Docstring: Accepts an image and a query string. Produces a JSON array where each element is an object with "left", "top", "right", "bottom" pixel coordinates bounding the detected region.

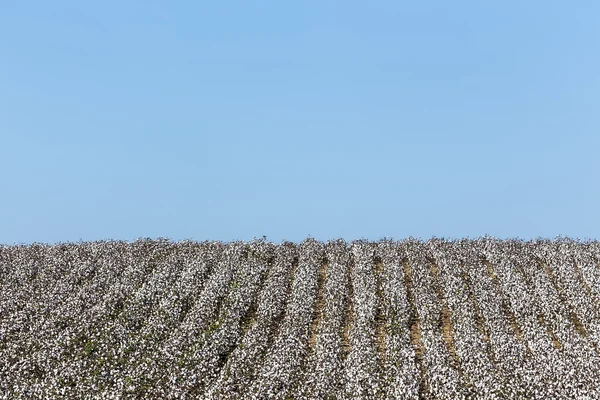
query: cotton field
[{"left": 1, "top": 238, "right": 600, "bottom": 399}]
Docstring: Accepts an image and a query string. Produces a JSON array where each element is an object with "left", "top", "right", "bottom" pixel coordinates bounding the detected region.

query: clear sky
[{"left": 1, "top": 1, "right": 599, "bottom": 244}]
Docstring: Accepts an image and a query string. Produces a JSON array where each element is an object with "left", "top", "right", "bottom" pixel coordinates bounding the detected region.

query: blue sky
[{"left": 1, "top": 1, "right": 599, "bottom": 243}]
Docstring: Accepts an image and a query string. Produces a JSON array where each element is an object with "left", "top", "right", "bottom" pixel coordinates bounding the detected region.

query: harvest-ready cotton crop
[{"left": 1, "top": 238, "right": 599, "bottom": 399}]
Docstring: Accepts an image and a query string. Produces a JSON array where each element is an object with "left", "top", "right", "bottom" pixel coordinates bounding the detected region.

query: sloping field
[{"left": 1, "top": 238, "right": 600, "bottom": 399}]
